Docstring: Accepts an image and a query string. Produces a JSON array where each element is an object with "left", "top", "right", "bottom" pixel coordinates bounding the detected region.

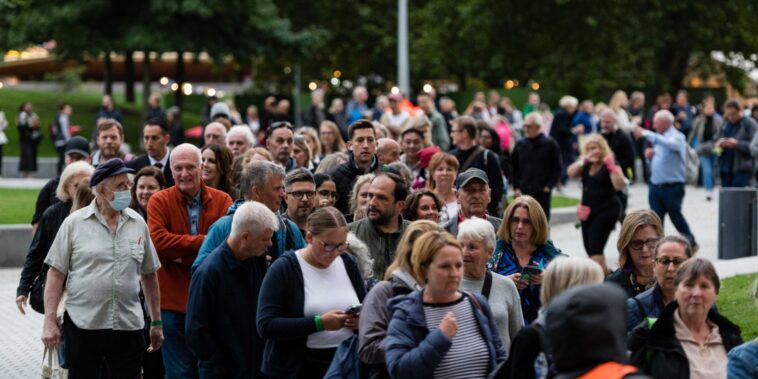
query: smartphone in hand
[
  {"left": 345, "top": 304, "right": 363, "bottom": 315},
  {"left": 520, "top": 264, "right": 542, "bottom": 284}
]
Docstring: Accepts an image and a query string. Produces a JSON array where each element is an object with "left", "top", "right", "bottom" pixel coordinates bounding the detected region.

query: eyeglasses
[
  {"left": 629, "top": 238, "right": 659, "bottom": 251},
  {"left": 287, "top": 190, "right": 315, "bottom": 199},
  {"left": 267, "top": 121, "right": 294, "bottom": 134},
  {"left": 318, "top": 190, "right": 338, "bottom": 198},
  {"left": 510, "top": 216, "right": 531, "bottom": 226},
  {"left": 317, "top": 239, "right": 348, "bottom": 252},
  {"left": 656, "top": 257, "right": 686, "bottom": 267}
]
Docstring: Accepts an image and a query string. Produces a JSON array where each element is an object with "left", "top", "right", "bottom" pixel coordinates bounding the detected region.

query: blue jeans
[
  {"left": 699, "top": 154, "right": 715, "bottom": 191},
  {"left": 161, "top": 311, "right": 198, "bottom": 379},
  {"left": 649, "top": 183, "right": 696, "bottom": 246},
  {"left": 721, "top": 172, "right": 751, "bottom": 188}
]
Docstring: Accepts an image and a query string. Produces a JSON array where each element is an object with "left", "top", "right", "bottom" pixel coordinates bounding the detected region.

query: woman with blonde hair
[
  {"left": 608, "top": 90, "right": 632, "bottom": 132},
  {"left": 257, "top": 207, "right": 366, "bottom": 378},
  {"left": 348, "top": 173, "right": 375, "bottom": 221},
  {"left": 16, "top": 161, "right": 94, "bottom": 314},
  {"left": 496, "top": 256, "right": 604, "bottom": 379},
  {"left": 296, "top": 126, "right": 322, "bottom": 164},
  {"left": 567, "top": 134, "right": 626, "bottom": 274},
  {"left": 358, "top": 220, "right": 440, "bottom": 377},
  {"left": 426, "top": 152, "right": 460, "bottom": 224},
  {"left": 606, "top": 210, "right": 664, "bottom": 298},
  {"left": 385, "top": 230, "right": 506, "bottom": 378},
  {"left": 318, "top": 121, "right": 346, "bottom": 158},
  {"left": 292, "top": 135, "right": 316, "bottom": 171},
  {"left": 489, "top": 195, "right": 562, "bottom": 323}
]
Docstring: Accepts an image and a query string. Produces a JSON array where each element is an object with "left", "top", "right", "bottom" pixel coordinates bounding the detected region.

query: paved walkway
[{"left": 0, "top": 179, "right": 756, "bottom": 376}]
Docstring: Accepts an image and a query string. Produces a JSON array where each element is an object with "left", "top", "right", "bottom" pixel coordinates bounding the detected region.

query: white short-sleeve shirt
[{"left": 45, "top": 200, "right": 161, "bottom": 331}]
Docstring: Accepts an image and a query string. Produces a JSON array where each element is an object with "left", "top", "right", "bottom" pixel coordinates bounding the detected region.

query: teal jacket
[{"left": 192, "top": 200, "right": 305, "bottom": 271}]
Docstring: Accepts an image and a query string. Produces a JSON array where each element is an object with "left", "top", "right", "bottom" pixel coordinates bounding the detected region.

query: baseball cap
[
  {"left": 456, "top": 168, "right": 489, "bottom": 189},
  {"left": 89, "top": 158, "right": 134, "bottom": 187},
  {"left": 64, "top": 136, "right": 90, "bottom": 157}
]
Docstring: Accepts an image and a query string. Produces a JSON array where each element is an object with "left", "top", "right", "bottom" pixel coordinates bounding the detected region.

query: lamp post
[{"left": 398, "top": 0, "right": 409, "bottom": 96}]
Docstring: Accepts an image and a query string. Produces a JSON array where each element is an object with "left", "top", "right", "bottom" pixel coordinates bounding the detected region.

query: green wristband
[
  {"left": 150, "top": 320, "right": 163, "bottom": 327},
  {"left": 314, "top": 314, "right": 324, "bottom": 331}
]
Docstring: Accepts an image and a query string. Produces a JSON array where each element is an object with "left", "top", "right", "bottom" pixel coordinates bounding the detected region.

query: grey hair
[
  {"left": 239, "top": 160, "right": 284, "bottom": 198},
  {"left": 230, "top": 201, "right": 280, "bottom": 238},
  {"left": 457, "top": 217, "right": 496, "bottom": 252},
  {"left": 654, "top": 109, "right": 675, "bottom": 125},
  {"left": 204, "top": 122, "right": 227, "bottom": 139},
  {"left": 226, "top": 125, "right": 255, "bottom": 145},
  {"left": 57, "top": 161, "right": 94, "bottom": 201},
  {"left": 346, "top": 232, "right": 375, "bottom": 278},
  {"left": 559, "top": 95, "right": 579, "bottom": 109},
  {"left": 524, "top": 112, "right": 544, "bottom": 127},
  {"left": 314, "top": 152, "right": 348, "bottom": 174}
]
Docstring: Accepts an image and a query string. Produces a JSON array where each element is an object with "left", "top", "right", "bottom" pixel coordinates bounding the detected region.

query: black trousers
[
  {"left": 63, "top": 312, "right": 145, "bottom": 379},
  {"left": 524, "top": 190, "right": 552, "bottom": 221}
]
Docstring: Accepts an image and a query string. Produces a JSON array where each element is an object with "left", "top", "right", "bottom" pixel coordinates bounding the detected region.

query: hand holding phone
[{"left": 345, "top": 304, "right": 362, "bottom": 315}]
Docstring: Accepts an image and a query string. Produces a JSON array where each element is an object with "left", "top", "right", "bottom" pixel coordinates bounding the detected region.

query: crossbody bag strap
[{"left": 481, "top": 270, "right": 493, "bottom": 300}]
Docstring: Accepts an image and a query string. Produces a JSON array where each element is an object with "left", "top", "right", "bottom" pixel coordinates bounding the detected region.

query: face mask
[{"left": 109, "top": 190, "right": 132, "bottom": 211}]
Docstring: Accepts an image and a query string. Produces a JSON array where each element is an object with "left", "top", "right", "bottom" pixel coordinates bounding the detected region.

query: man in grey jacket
[
  {"left": 442, "top": 168, "right": 502, "bottom": 236},
  {"left": 717, "top": 100, "right": 756, "bottom": 187}
]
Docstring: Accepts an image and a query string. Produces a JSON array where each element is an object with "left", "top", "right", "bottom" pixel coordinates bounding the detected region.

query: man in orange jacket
[{"left": 148, "top": 143, "right": 232, "bottom": 378}]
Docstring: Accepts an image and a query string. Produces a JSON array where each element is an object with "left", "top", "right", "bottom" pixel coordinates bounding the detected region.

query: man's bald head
[
  {"left": 376, "top": 138, "right": 401, "bottom": 164},
  {"left": 171, "top": 143, "right": 203, "bottom": 196},
  {"left": 204, "top": 122, "right": 227, "bottom": 147}
]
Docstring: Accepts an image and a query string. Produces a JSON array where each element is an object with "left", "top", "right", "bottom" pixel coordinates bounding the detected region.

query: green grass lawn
[
  {"left": 717, "top": 273, "right": 758, "bottom": 341},
  {"left": 506, "top": 194, "right": 579, "bottom": 208},
  {"left": 0, "top": 188, "right": 38, "bottom": 224},
  {"left": 0, "top": 88, "right": 203, "bottom": 157}
]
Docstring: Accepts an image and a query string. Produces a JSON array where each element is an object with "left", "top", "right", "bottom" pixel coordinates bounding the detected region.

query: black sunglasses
[{"left": 267, "top": 121, "right": 294, "bottom": 134}]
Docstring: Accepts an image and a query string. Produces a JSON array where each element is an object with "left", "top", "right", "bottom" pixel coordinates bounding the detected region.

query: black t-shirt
[{"left": 581, "top": 165, "right": 621, "bottom": 211}]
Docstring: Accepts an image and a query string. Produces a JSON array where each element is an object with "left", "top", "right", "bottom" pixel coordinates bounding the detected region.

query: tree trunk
[
  {"left": 142, "top": 51, "right": 152, "bottom": 119},
  {"left": 124, "top": 51, "right": 135, "bottom": 103},
  {"left": 103, "top": 51, "right": 113, "bottom": 95},
  {"left": 174, "top": 51, "right": 185, "bottom": 110}
]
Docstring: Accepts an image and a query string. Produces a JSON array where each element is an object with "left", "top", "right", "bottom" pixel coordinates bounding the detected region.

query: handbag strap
[
  {"left": 460, "top": 146, "right": 485, "bottom": 172},
  {"left": 481, "top": 271, "right": 493, "bottom": 300}
]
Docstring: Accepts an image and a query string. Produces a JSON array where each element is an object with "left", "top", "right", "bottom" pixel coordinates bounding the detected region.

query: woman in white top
[
  {"left": 257, "top": 207, "right": 367, "bottom": 378},
  {"left": 426, "top": 152, "right": 459, "bottom": 224}
]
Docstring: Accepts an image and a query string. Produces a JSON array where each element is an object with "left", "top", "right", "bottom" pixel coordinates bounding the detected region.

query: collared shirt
[
  {"left": 186, "top": 189, "right": 202, "bottom": 235},
  {"left": 674, "top": 310, "right": 728, "bottom": 379},
  {"left": 644, "top": 127, "right": 687, "bottom": 185},
  {"left": 148, "top": 147, "right": 170, "bottom": 169},
  {"left": 45, "top": 200, "right": 161, "bottom": 331}
]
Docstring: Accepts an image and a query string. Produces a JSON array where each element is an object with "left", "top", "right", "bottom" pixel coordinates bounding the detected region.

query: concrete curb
[{"left": 0, "top": 224, "right": 32, "bottom": 268}]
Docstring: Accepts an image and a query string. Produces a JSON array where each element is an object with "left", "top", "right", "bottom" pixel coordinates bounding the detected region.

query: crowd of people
[{"left": 9, "top": 86, "right": 758, "bottom": 378}]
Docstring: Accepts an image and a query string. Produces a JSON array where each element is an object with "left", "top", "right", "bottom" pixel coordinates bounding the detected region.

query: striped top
[{"left": 423, "top": 296, "right": 490, "bottom": 378}]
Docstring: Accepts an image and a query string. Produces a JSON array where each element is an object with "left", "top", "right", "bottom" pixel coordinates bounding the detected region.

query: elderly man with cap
[
  {"left": 30, "top": 136, "right": 91, "bottom": 235},
  {"left": 41, "top": 158, "right": 163, "bottom": 377},
  {"left": 442, "top": 168, "right": 502, "bottom": 236},
  {"left": 147, "top": 143, "right": 232, "bottom": 378}
]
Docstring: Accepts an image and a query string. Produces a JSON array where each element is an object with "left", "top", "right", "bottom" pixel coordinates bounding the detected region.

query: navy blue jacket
[
  {"left": 257, "top": 250, "right": 367, "bottom": 378},
  {"left": 626, "top": 284, "right": 665, "bottom": 332},
  {"left": 384, "top": 290, "right": 506, "bottom": 379},
  {"left": 186, "top": 241, "right": 267, "bottom": 378}
]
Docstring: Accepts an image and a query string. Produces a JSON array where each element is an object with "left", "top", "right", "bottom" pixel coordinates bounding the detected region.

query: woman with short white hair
[{"left": 458, "top": 217, "right": 524, "bottom": 352}]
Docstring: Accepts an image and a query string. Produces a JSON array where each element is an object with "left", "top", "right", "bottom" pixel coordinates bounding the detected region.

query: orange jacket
[{"left": 148, "top": 182, "right": 232, "bottom": 313}]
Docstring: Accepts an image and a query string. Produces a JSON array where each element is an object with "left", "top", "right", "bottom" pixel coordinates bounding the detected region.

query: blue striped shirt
[{"left": 645, "top": 127, "right": 687, "bottom": 185}]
